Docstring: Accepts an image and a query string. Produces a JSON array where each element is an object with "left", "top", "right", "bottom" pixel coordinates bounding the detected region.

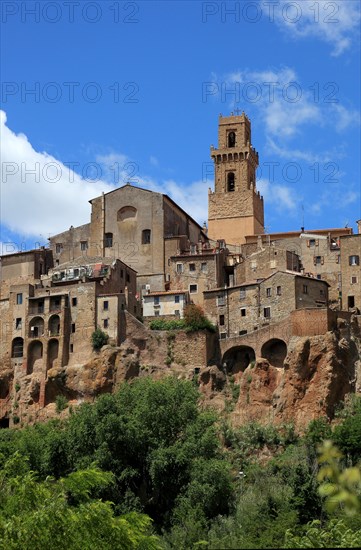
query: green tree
[{"left": 91, "top": 328, "right": 109, "bottom": 350}]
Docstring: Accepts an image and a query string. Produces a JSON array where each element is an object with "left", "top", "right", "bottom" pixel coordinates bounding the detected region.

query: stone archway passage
[
  {"left": 222, "top": 345, "right": 256, "bottom": 375},
  {"left": 27, "top": 340, "right": 43, "bottom": 375},
  {"left": 47, "top": 339, "right": 59, "bottom": 371},
  {"left": 261, "top": 338, "right": 287, "bottom": 368}
]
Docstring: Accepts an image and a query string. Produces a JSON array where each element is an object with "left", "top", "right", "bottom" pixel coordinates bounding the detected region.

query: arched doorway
[
  {"left": 222, "top": 345, "right": 256, "bottom": 375},
  {"left": 27, "top": 340, "right": 43, "bottom": 374},
  {"left": 47, "top": 339, "right": 59, "bottom": 370},
  {"left": 48, "top": 315, "right": 60, "bottom": 336},
  {"left": 11, "top": 337, "right": 24, "bottom": 359},
  {"left": 261, "top": 339, "right": 287, "bottom": 368},
  {"left": 29, "top": 316, "right": 44, "bottom": 338}
]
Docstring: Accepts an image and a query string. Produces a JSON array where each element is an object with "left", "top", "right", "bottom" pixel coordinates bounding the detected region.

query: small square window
[
  {"left": 349, "top": 255, "right": 360, "bottom": 266},
  {"left": 174, "top": 309, "right": 180, "bottom": 316},
  {"left": 264, "top": 307, "right": 271, "bottom": 318},
  {"left": 309, "top": 239, "right": 315, "bottom": 247},
  {"left": 315, "top": 256, "right": 322, "bottom": 265},
  {"left": 175, "top": 295, "right": 180, "bottom": 303},
  {"left": 241, "top": 308, "right": 246, "bottom": 317},
  {"left": 72, "top": 297, "right": 77, "bottom": 307},
  {"left": 351, "top": 276, "right": 358, "bottom": 284},
  {"left": 55, "top": 243, "right": 63, "bottom": 254},
  {"left": 266, "top": 288, "right": 271, "bottom": 297},
  {"left": 16, "top": 293, "right": 23, "bottom": 305},
  {"left": 154, "top": 296, "right": 160, "bottom": 305},
  {"left": 189, "top": 263, "right": 196, "bottom": 272},
  {"left": 176, "top": 263, "right": 183, "bottom": 274},
  {"left": 276, "top": 286, "right": 282, "bottom": 296},
  {"left": 15, "top": 318, "right": 22, "bottom": 329},
  {"left": 103, "top": 319, "right": 109, "bottom": 328},
  {"left": 103, "top": 301, "right": 109, "bottom": 311},
  {"left": 317, "top": 274, "right": 322, "bottom": 280},
  {"left": 219, "top": 314, "right": 225, "bottom": 326},
  {"left": 217, "top": 294, "right": 225, "bottom": 306},
  {"left": 80, "top": 241, "right": 88, "bottom": 251},
  {"left": 189, "top": 284, "right": 198, "bottom": 294},
  {"left": 201, "top": 262, "right": 207, "bottom": 272}
]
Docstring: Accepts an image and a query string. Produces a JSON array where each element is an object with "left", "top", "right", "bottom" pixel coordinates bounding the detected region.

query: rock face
[
  {"left": 0, "top": 314, "right": 360, "bottom": 431},
  {"left": 232, "top": 330, "right": 358, "bottom": 431}
]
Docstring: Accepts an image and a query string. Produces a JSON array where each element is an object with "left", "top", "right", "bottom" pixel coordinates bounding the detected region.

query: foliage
[
  {"left": 91, "top": 328, "right": 109, "bottom": 350},
  {"left": 183, "top": 304, "right": 216, "bottom": 332},
  {"left": 0, "top": 453, "right": 160, "bottom": 550},
  {"left": 333, "top": 396, "right": 361, "bottom": 463},
  {"left": 284, "top": 518, "right": 361, "bottom": 548},
  {"left": 55, "top": 394, "right": 68, "bottom": 414},
  {"left": 149, "top": 319, "right": 186, "bottom": 331}
]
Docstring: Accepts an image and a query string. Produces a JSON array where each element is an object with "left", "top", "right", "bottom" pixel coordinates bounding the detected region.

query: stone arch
[
  {"left": 117, "top": 205, "right": 137, "bottom": 221},
  {"left": 47, "top": 339, "right": 59, "bottom": 370},
  {"left": 261, "top": 338, "right": 287, "bottom": 368},
  {"left": 29, "top": 316, "right": 44, "bottom": 338},
  {"left": 228, "top": 131, "right": 236, "bottom": 147},
  {"left": 48, "top": 314, "right": 60, "bottom": 336},
  {"left": 11, "top": 337, "right": 24, "bottom": 358},
  {"left": 222, "top": 345, "right": 256, "bottom": 374},
  {"left": 27, "top": 340, "right": 43, "bottom": 375}
]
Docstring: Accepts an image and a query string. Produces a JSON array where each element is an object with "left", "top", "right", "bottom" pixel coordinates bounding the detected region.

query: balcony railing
[{"left": 29, "top": 307, "right": 44, "bottom": 315}]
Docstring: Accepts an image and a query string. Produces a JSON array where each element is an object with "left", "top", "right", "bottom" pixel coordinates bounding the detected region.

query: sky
[{"left": 1, "top": 0, "right": 360, "bottom": 255}]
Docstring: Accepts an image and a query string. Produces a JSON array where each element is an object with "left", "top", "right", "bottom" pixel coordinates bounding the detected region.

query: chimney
[{"left": 357, "top": 220, "right": 361, "bottom": 234}]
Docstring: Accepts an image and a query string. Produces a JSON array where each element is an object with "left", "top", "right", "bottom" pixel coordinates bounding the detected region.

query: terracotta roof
[{"left": 144, "top": 290, "right": 188, "bottom": 297}]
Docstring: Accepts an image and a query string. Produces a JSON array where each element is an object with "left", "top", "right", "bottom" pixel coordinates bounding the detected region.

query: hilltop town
[{"left": 1, "top": 113, "right": 360, "bottom": 429}]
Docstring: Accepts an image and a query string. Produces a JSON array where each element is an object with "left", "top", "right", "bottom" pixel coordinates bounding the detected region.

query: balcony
[{"left": 29, "top": 306, "right": 44, "bottom": 315}]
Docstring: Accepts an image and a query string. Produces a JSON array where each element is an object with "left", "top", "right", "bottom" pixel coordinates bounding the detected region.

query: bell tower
[{"left": 208, "top": 112, "right": 264, "bottom": 245}]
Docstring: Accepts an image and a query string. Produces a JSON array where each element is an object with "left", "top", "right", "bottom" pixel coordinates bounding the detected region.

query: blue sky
[{"left": 1, "top": 0, "right": 360, "bottom": 254}]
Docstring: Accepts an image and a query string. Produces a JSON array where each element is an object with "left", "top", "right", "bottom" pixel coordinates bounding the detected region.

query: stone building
[
  {"left": 143, "top": 290, "right": 189, "bottom": 319},
  {"left": 49, "top": 184, "right": 208, "bottom": 294},
  {"left": 208, "top": 112, "right": 264, "bottom": 245},
  {"left": 204, "top": 271, "right": 329, "bottom": 338},
  {"left": 340, "top": 233, "right": 361, "bottom": 311}
]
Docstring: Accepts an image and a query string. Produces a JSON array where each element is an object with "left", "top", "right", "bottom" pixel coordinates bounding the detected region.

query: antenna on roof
[{"left": 301, "top": 204, "right": 305, "bottom": 232}]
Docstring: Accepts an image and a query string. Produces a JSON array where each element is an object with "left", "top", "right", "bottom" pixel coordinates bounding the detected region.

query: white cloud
[
  {"left": 149, "top": 155, "right": 159, "bottom": 167},
  {"left": 0, "top": 111, "right": 207, "bottom": 240},
  {"left": 257, "top": 178, "right": 299, "bottom": 212},
  {"left": 272, "top": 0, "right": 361, "bottom": 56}
]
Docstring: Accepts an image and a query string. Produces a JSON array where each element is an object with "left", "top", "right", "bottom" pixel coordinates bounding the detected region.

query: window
[
  {"left": 309, "top": 239, "right": 315, "bottom": 247},
  {"left": 228, "top": 131, "right": 236, "bottom": 147},
  {"left": 219, "top": 314, "right": 225, "bottom": 326},
  {"left": 217, "top": 294, "right": 225, "bottom": 306},
  {"left": 241, "top": 308, "right": 246, "bottom": 317},
  {"left": 189, "top": 263, "right": 196, "bottom": 272},
  {"left": 189, "top": 284, "right": 198, "bottom": 294},
  {"left": 104, "top": 233, "right": 113, "bottom": 247},
  {"left": 16, "top": 293, "right": 23, "bottom": 305},
  {"left": 142, "top": 229, "right": 151, "bottom": 244},
  {"left": 70, "top": 344, "right": 73, "bottom": 353},
  {"left": 349, "top": 255, "right": 360, "bottom": 266},
  {"left": 175, "top": 295, "right": 180, "bottom": 303},
  {"left": 80, "top": 241, "right": 88, "bottom": 251},
  {"left": 276, "top": 286, "right": 282, "bottom": 296},
  {"left": 176, "top": 263, "right": 183, "bottom": 274},
  {"left": 12, "top": 337, "right": 24, "bottom": 358},
  {"left": 72, "top": 297, "right": 77, "bottom": 307},
  {"left": 174, "top": 309, "right": 180, "bottom": 316},
  {"left": 55, "top": 243, "right": 63, "bottom": 253},
  {"left": 103, "top": 319, "right": 108, "bottom": 329},
  {"left": 154, "top": 297, "right": 160, "bottom": 305},
  {"left": 348, "top": 296, "right": 355, "bottom": 308},
  {"left": 240, "top": 289, "right": 246, "bottom": 299},
  {"left": 264, "top": 307, "right": 271, "bottom": 318},
  {"left": 71, "top": 323, "right": 75, "bottom": 333},
  {"left": 336, "top": 254, "right": 340, "bottom": 264},
  {"left": 227, "top": 172, "right": 235, "bottom": 192},
  {"left": 239, "top": 330, "right": 247, "bottom": 335},
  {"left": 351, "top": 276, "right": 358, "bottom": 285},
  {"left": 103, "top": 301, "right": 109, "bottom": 311},
  {"left": 154, "top": 310, "right": 160, "bottom": 317},
  {"left": 201, "top": 262, "right": 207, "bottom": 272},
  {"left": 220, "top": 332, "right": 227, "bottom": 340},
  {"left": 303, "top": 285, "right": 308, "bottom": 294},
  {"left": 266, "top": 287, "right": 271, "bottom": 297},
  {"left": 314, "top": 256, "right": 323, "bottom": 265},
  {"left": 15, "top": 318, "right": 22, "bottom": 330},
  {"left": 317, "top": 274, "right": 322, "bottom": 280}
]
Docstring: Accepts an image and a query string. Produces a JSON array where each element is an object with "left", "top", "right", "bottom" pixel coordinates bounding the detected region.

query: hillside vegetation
[{"left": 0, "top": 378, "right": 360, "bottom": 549}]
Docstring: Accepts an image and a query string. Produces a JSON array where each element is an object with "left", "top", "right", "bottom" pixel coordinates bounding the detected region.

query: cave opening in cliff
[
  {"left": 222, "top": 345, "right": 256, "bottom": 375},
  {"left": 47, "top": 339, "right": 59, "bottom": 371},
  {"left": 261, "top": 339, "right": 287, "bottom": 368},
  {"left": 27, "top": 340, "right": 43, "bottom": 375}
]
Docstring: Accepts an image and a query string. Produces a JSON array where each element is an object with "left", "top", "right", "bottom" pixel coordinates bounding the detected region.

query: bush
[
  {"left": 183, "top": 304, "right": 216, "bottom": 332},
  {"left": 56, "top": 395, "right": 68, "bottom": 414},
  {"left": 91, "top": 328, "right": 109, "bottom": 350}
]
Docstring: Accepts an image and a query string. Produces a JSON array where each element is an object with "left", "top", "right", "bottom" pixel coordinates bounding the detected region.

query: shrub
[
  {"left": 184, "top": 304, "right": 216, "bottom": 332},
  {"left": 56, "top": 395, "right": 68, "bottom": 413},
  {"left": 91, "top": 328, "right": 109, "bottom": 350}
]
